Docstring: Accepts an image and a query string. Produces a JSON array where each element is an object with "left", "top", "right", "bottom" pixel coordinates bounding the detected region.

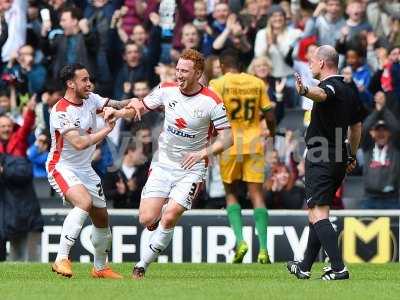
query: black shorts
[{"left": 305, "top": 158, "right": 346, "bottom": 208}]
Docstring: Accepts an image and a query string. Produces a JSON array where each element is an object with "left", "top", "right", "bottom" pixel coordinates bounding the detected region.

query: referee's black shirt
[{"left": 305, "top": 75, "right": 365, "bottom": 158}]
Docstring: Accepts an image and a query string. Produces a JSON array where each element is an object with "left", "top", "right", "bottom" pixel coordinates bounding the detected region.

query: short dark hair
[
  {"left": 59, "top": 63, "right": 87, "bottom": 86},
  {"left": 124, "top": 143, "right": 137, "bottom": 154},
  {"left": 346, "top": 46, "right": 365, "bottom": 58},
  {"left": 219, "top": 50, "right": 240, "bottom": 70},
  {"left": 60, "top": 6, "right": 82, "bottom": 20},
  {"left": 134, "top": 80, "right": 149, "bottom": 87},
  {"left": 124, "top": 40, "right": 142, "bottom": 54}
]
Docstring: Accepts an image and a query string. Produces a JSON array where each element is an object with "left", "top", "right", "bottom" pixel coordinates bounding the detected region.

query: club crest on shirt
[
  {"left": 191, "top": 108, "right": 205, "bottom": 118},
  {"left": 175, "top": 118, "right": 187, "bottom": 129}
]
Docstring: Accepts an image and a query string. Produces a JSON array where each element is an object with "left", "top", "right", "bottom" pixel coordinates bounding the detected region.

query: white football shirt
[
  {"left": 46, "top": 93, "right": 107, "bottom": 173},
  {"left": 143, "top": 82, "right": 230, "bottom": 170}
]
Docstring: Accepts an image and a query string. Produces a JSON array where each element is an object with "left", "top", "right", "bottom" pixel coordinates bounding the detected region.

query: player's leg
[
  {"left": 138, "top": 162, "right": 172, "bottom": 231},
  {"left": 287, "top": 209, "right": 318, "bottom": 279},
  {"left": 134, "top": 199, "right": 185, "bottom": 279},
  {"left": 220, "top": 154, "right": 247, "bottom": 262},
  {"left": 53, "top": 184, "right": 92, "bottom": 277},
  {"left": 138, "top": 197, "right": 168, "bottom": 230},
  {"left": 287, "top": 158, "right": 320, "bottom": 279},
  {"left": 81, "top": 171, "right": 123, "bottom": 279},
  {"left": 88, "top": 206, "right": 123, "bottom": 279},
  {"left": 311, "top": 205, "right": 349, "bottom": 280},
  {"left": 247, "top": 182, "right": 270, "bottom": 264},
  {"left": 133, "top": 173, "right": 201, "bottom": 279},
  {"left": 295, "top": 209, "right": 321, "bottom": 273},
  {"left": 243, "top": 154, "right": 269, "bottom": 263},
  {"left": 311, "top": 163, "right": 349, "bottom": 280}
]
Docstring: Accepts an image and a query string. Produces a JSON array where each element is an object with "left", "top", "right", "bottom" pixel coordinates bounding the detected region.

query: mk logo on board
[{"left": 342, "top": 217, "right": 395, "bottom": 263}]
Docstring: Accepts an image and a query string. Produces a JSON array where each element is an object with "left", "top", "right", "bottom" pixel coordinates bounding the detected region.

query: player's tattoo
[{"left": 105, "top": 99, "right": 131, "bottom": 110}]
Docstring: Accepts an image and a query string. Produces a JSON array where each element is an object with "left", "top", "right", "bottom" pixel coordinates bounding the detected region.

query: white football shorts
[
  {"left": 48, "top": 165, "right": 106, "bottom": 208},
  {"left": 141, "top": 161, "right": 205, "bottom": 209}
]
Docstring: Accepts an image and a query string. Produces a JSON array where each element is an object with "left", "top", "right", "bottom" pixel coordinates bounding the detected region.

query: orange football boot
[
  {"left": 91, "top": 266, "right": 123, "bottom": 279},
  {"left": 52, "top": 259, "right": 73, "bottom": 278}
]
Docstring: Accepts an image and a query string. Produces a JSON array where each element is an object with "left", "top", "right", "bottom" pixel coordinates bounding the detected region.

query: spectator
[
  {"left": 1, "top": 0, "right": 28, "bottom": 63},
  {"left": 120, "top": 1, "right": 158, "bottom": 36},
  {"left": 343, "top": 0, "right": 372, "bottom": 42},
  {"left": 254, "top": 5, "right": 303, "bottom": 107},
  {"left": 84, "top": 0, "right": 116, "bottom": 96},
  {"left": 103, "top": 143, "right": 149, "bottom": 208},
  {"left": 34, "top": 80, "right": 63, "bottom": 135},
  {"left": 113, "top": 40, "right": 160, "bottom": 99},
  {"left": 202, "top": 54, "right": 221, "bottom": 85},
  {"left": 210, "top": 2, "right": 230, "bottom": 40},
  {"left": 310, "top": 0, "right": 345, "bottom": 47},
  {"left": 154, "top": 62, "right": 176, "bottom": 84},
  {"left": 92, "top": 139, "right": 113, "bottom": 178},
  {"left": 4, "top": 44, "right": 47, "bottom": 95},
  {"left": 26, "top": 1, "right": 43, "bottom": 48},
  {"left": 171, "top": 23, "right": 201, "bottom": 62},
  {"left": 360, "top": 104, "right": 400, "bottom": 209},
  {"left": 366, "top": 0, "right": 400, "bottom": 45},
  {"left": 0, "top": 85, "right": 18, "bottom": 121},
  {"left": 192, "top": 0, "right": 213, "bottom": 55},
  {"left": 263, "top": 149, "right": 304, "bottom": 209},
  {"left": 247, "top": 55, "right": 285, "bottom": 124},
  {"left": 345, "top": 46, "right": 373, "bottom": 108},
  {"left": 118, "top": 23, "right": 149, "bottom": 52},
  {"left": 212, "top": 13, "right": 252, "bottom": 66},
  {"left": 27, "top": 131, "right": 49, "bottom": 178},
  {"left": 0, "top": 99, "right": 43, "bottom": 261},
  {"left": 150, "top": 0, "right": 195, "bottom": 64},
  {"left": 40, "top": 6, "right": 98, "bottom": 78}
]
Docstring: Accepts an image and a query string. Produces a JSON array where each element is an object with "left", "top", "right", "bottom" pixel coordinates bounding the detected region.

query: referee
[{"left": 287, "top": 45, "right": 364, "bottom": 280}]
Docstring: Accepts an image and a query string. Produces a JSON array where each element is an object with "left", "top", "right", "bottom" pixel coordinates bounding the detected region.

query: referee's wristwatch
[
  {"left": 300, "top": 85, "right": 309, "bottom": 96},
  {"left": 347, "top": 154, "right": 357, "bottom": 165}
]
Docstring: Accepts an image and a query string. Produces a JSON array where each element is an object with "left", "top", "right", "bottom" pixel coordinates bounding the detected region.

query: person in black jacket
[
  {"left": 360, "top": 102, "right": 400, "bottom": 209},
  {"left": 40, "top": 6, "right": 98, "bottom": 78},
  {"left": 0, "top": 153, "right": 44, "bottom": 262},
  {"left": 287, "top": 45, "right": 364, "bottom": 281},
  {"left": 103, "top": 143, "right": 149, "bottom": 208}
]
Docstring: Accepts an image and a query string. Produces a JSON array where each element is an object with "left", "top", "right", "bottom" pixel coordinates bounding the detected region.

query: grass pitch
[{"left": 0, "top": 263, "right": 399, "bottom": 300}]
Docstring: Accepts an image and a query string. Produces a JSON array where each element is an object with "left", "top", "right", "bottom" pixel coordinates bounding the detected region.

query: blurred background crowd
[{"left": 1, "top": 0, "right": 400, "bottom": 260}]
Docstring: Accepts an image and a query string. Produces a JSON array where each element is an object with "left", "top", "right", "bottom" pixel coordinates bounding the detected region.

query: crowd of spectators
[{"left": 0, "top": 0, "right": 399, "bottom": 238}]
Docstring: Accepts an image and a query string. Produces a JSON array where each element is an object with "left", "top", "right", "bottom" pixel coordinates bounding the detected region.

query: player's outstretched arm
[
  {"left": 295, "top": 72, "right": 327, "bottom": 102},
  {"left": 105, "top": 98, "right": 133, "bottom": 110},
  {"left": 181, "top": 128, "right": 234, "bottom": 170},
  {"left": 63, "top": 121, "right": 115, "bottom": 151}
]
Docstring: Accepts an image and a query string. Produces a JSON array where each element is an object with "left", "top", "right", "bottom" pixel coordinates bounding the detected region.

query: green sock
[
  {"left": 227, "top": 203, "right": 244, "bottom": 245},
  {"left": 254, "top": 207, "right": 268, "bottom": 251}
]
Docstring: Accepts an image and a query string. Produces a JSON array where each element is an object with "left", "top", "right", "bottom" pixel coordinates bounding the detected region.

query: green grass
[{"left": 0, "top": 263, "right": 399, "bottom": 300}]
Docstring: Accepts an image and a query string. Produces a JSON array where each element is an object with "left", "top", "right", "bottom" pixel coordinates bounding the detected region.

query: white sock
[
  {"left": 136, "top": 225, "right": 174, "bottom": 269},
  {"left": 91, "top": 226, "right": 111, "bottom": 271},
  {"left": 56, "top": 207, "right": 88, "bottom": 262}
]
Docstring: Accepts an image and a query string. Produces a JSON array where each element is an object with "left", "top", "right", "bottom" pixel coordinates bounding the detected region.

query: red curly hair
[{"left": 179, "top": 49, "right": 205, "bottom": 72}]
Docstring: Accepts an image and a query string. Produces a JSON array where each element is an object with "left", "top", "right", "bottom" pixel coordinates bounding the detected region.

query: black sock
[
  {"left": 299, "top": 223, "right": 321, "bottom": 272},
  {"left": 313, "top": 219, "right": 345, "bottom": 272}
]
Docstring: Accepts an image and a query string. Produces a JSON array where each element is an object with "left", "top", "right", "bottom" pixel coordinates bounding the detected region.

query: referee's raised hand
[{"left": 294, "top": 72, "right": 306, "bottom": 95}]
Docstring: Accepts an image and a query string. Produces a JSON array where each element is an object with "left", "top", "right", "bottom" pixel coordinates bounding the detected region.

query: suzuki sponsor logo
[{"left": 167, "top": 125, "right": 195, "bottom": 138}]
